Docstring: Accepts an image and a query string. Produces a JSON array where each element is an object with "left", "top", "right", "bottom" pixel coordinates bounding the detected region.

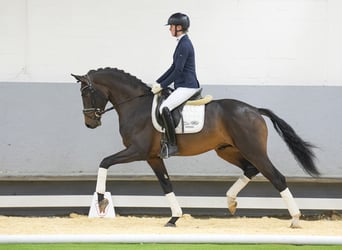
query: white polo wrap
[
  {"left": 95, "top": 168, "right": 107, "bottom": 194},
  {"left": 166, "top": 192, "right": 183, "bottom": 217},
  {"left": 280, "top": 187, "right": 301, "bottom": 217},
  {"left": 226, "top": 175, "right": 251, "bottom": 199}
]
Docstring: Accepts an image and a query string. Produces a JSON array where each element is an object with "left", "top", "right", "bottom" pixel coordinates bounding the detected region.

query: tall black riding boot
[{"left": 160, "top": 107, "right": 178, "bottom": 159}]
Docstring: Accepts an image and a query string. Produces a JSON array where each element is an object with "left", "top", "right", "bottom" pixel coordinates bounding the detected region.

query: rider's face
[
  {"left": 169, "top": 25, "right": 177, "bottom": 37},
  {"left": 169, "top": 25, "right": 183, "bottom": 37}
]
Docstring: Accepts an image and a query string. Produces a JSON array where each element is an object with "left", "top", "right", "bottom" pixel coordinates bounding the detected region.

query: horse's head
[{"left": 71, "top": 73, "right": 109, "bottom": 129}]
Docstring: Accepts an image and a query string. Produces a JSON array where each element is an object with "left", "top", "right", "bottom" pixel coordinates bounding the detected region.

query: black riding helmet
[{"left": 166, "top": 13, "right": 190, "bottom": 32}]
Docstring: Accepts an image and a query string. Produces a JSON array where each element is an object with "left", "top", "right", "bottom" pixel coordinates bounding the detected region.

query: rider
[{"left": 152, "top": 12, "right": 200, "bottom": 159}]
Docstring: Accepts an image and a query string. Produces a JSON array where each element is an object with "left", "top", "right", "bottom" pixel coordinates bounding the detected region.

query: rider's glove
[{"left": 151, "top": 83, "right": 162, "bottom": 94}]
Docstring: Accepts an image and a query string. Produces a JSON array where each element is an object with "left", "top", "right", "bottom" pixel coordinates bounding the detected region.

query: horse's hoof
[
  {"left": 227, "top": 197, "right": 237, "bottom": 215},
  {"left": 164, "top": 222, "right": 176, "bottom": 227},
  {"left": 290, "top": 221, "right": 301, "bottom": 228},
  {"left": 164, "top": 216, "right": 179, "bottom": 227},
  {"left": 290, "top": 214, "right": 301, "bottom": 228},
  {"left": 98, "top": 198, "right": 109, "bottom": 214}
]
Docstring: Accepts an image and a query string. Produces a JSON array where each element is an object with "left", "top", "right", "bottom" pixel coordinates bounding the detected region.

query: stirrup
[{"left": 160, "top": 142, "right": 178, "bottom": 159}]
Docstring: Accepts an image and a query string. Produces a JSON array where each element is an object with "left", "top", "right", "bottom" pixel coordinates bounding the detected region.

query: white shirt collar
[{"left": 176, "top": 34, "right": 186, "bottom": 42}]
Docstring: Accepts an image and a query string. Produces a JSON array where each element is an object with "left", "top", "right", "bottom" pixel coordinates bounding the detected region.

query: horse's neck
[
  {"left": 107, "top": 87, "right": 148, "bottom": 107},
  {"left": 112, "top": 92, "right": 153, "bottom": 131},
  {"left": 102, "top": 77, "right": 139, "bottom": 103},
  {"left": 95, "top": 70, "right": 151, "bottom": 119},
  {"left": 105, "top": 82, "right": 151, "bottom": 118}
]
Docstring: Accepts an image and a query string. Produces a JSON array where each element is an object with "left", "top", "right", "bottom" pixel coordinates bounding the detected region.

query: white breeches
[{"left": 159, "top": 87, "right": 200, "bottom": 113}]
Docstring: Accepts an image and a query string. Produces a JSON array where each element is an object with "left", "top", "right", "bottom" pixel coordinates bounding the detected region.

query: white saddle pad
[{"left": 151, "top": 95, "right": 205, "bottom": 134}]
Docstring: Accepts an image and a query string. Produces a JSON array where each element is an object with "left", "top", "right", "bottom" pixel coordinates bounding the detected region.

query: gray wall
[{"left": 0, "top": 83, "right": 341, "bottom": 179}]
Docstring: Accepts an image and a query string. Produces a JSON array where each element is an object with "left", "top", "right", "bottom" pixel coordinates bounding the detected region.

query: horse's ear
[{"left": 71, "top": 73, "right": 86, "bottom": 83}]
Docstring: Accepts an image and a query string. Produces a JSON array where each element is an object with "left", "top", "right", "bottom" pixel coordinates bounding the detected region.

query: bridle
[
  {"left": 81, "top": 84, "right": 113, "bottom": 119},
  {"left": 80, "top": 74, "right": 151, "bottom": 120}
]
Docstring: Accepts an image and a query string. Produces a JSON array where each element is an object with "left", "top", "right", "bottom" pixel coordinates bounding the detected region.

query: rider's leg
[
  {"left": 159, "top": 87, "right": 200, "bottom": 112},
  {"left": 161, "top": 106, "right": 178, "bottom": 157},
  {"left": 159, "top": 88, "right": 199, "bottom": 158}
]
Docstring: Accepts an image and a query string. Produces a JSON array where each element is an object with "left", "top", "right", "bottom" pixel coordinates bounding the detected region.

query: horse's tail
[{"left": 258, "top": 108, "right": 319, "bottom": 177}]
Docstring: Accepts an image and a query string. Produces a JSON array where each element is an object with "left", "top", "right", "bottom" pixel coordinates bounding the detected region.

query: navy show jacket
[{"left": 157, "top": 35, "right": 200, "bottom": 89}]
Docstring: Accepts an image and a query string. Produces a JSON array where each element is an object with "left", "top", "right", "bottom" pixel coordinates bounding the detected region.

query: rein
[
  {"left": 111, "top": 92, "right": 151, "bottom": 109},
  {"left": 100, "top": 106, "right": 114, "bottom": 115},
  {"left": 95, "top": 92, "right": 150, "bottom": 117}
]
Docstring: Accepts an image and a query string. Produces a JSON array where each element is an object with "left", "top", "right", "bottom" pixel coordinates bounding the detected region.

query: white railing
[{"left": 0, "top": 195, "right": 341, "bottom": 210}]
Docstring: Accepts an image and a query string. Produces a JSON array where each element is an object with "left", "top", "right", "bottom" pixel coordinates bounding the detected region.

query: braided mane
[{"left": 88, "top": 67, "right": 150, "bottom": 89}]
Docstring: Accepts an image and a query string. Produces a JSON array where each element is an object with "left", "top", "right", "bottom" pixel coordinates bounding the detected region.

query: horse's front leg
[
  {"left": 95, "top": 167, "right": 109, "bottom": 214},
  {"left": 147, "top": 158, "right": 182, "bottom": 227},
  {"left": 95, "top": 146, "right": 144, "bottom": 213}
]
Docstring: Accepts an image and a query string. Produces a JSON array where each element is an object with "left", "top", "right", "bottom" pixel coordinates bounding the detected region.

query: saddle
[{"left": 152, "top": 88, "right": 213, "bottom": 134}]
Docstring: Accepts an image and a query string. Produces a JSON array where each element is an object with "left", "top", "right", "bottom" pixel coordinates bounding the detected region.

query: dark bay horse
[{"left": 71, "top": 67, "right": 319, "bottom": 228}]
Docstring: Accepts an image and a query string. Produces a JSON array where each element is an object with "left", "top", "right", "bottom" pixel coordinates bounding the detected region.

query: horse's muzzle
[{"left": 85, "top": 119, "right": 101, "bottom": 129}]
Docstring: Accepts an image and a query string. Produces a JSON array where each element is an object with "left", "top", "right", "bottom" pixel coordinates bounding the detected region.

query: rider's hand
[{"left": 151, "top": 83, "right": 162, "bottom": 94}]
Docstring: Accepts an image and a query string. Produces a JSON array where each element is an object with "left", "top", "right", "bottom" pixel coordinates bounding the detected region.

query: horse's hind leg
[
  {"left": 226, "top": 175, "right": 249, "bottom": 215},
  {"left": 259, "top": 160, "right": 301, "bottom": 228},
  {"left": 215, "top": 147, "right": 259, "bottom": 215},
  {"left": 147, "top": 158, "right": 182, "bottom": 227},
  {"left": 226, "top": 165, "right": 260, "bottom": 215},
  {"left": 237, "top": 143, "right": 301, "bottom": 228},
  {"left": 227, "top": 113, "right": 302, "bottom": 228}
]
